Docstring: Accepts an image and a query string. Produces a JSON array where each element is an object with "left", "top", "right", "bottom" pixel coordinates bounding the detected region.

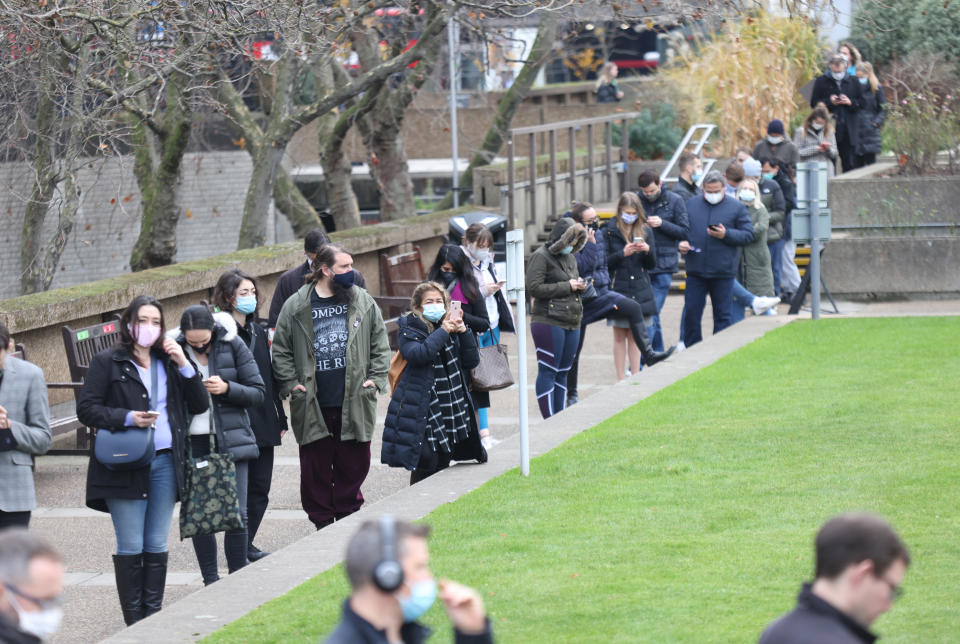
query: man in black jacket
[
  {"left": 810, "top": 53, "right": 863, "bottom": 173},
  {"left": 758, "top": 513, "right": 910, "bottom": 644},
  {"left": 670, "top": 151, "right": 702, "bottom": 202},
  {"left": 324, "top": 518, "right": 493, "bottom": 644}
]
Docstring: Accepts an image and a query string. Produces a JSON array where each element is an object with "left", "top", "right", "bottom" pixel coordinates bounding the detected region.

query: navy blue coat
[
  {"left": 683, "top": 193, "right": 755, "bottom": 279},
  {"left": 639, "top": 190, "right": 690, "bottom": 275},
  {"left": 381, "top": 314, "right": 483, "bottom": 472}
]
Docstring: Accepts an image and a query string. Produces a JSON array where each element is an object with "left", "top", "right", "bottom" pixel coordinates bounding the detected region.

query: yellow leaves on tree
[{"left": 660, "top": 10, "right": 823, "bottom": 155}]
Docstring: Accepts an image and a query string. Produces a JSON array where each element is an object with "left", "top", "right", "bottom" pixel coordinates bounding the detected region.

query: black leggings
[{"left": 568, "top": 295, "right": 649, "bottom": 396}]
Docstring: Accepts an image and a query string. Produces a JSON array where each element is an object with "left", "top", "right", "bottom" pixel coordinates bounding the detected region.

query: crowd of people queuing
[{"left": 0, "top": 45, "right": 893, "bottom": 641}]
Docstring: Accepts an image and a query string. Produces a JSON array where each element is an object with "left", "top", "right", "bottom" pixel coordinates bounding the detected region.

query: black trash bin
[{"left": 448, "top": 211, "right": 507, "bottom": 263}]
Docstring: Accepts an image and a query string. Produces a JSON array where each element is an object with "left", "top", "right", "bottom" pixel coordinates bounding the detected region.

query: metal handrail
[
  {"left": 661, "top": 123, "right": 717, "bottom": 186},
  {"left": 510, "top": 112, "right": 641, "bottom": 136}
]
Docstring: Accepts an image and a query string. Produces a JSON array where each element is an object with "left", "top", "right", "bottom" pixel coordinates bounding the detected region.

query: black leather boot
[
  {"left": 142, "top": 551, "right": 168, "bottom": 617},
  {"left": 630, "top": 320, "right": 675, "bottom": 367},
  {"left": 112, "top": 553, "right": 145, "bottom": 626}
]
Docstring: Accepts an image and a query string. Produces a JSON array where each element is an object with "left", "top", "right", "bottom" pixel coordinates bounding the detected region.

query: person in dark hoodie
[
  {"left": 680, "top": 170, "right": 755, "bottom": 348},
  {"left": 810, "top": 52, "right": 863, "bottom": 173},
  {"left": 525, "top": 218, "right": 587, "bottom": 419},
  {"left": 671, "top": 151, "right": 702, "bottom": 202},
  {"left": 381, "top": 282, "right": 486, "bottom": 483}
]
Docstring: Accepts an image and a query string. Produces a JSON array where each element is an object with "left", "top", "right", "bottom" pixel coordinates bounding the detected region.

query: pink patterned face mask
[{"left": 129, "top": 323, "right": 161, "bottom": 348}]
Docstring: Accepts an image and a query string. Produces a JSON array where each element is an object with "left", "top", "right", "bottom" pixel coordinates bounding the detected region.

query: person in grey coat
[{"left": 0, "top": 322, "right": 51, "bottom": 529}]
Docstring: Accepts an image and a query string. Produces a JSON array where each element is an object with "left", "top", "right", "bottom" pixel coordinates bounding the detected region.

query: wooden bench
[
  {"left": 378, "top": 247, "right": 425, "bottom": 351},
  {"left": 52, "top": 318, "right": 123, "bottom": 454}
]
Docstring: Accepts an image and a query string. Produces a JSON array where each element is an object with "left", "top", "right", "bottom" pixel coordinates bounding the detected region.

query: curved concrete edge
[{"left": 102, "top": 315, "right": 790, "bottom": 643}]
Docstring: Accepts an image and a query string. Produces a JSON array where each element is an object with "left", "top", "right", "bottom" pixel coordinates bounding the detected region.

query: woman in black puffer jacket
[
  {"left": 172, "top": 305, "right": 264, "bottom": 585},
  {"left": 854, "top": 61, "right": 885, "bottom": 169},
  {"left": 381, "top": 282, "right": 485, "bottom": 484}
]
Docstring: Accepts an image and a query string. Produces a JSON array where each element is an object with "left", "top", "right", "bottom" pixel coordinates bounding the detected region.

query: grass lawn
[{"left": 206, "top": 317, "right": 960, "bottom": 643}]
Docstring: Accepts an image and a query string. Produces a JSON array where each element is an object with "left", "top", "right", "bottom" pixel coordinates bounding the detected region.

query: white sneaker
[
  {"left": 762, "top": 307, "right": 778, "bottom": 316},
  {"left": 481, "top": 436, "right": 500, "bottom": 449},
  {"left": 752, "top": 296, "right": 780, "bottom": 316},
  {"left": 676, "top": 341, "right": 686, "bottom": 353}
]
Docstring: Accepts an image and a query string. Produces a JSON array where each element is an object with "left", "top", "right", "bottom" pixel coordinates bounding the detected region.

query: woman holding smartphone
[
  {"left": 382, "top": 281, "right": 486, "bottom": 483},
  {"left": 603, "top": 192, "right": 660, "bottom": 379},
  {"left": 78, "top": 295, "right": 208, "bottom": 625},
  {"left": 171, "top": 305, "right": 264, "bottom": 586},
  {"left": 459, "top": 224, "right": 514, "bottom": 448}
]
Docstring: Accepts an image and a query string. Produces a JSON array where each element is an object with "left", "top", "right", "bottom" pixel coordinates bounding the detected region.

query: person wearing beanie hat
[{"left": 752, "top": 119, "right": 799, "bottom": 181}]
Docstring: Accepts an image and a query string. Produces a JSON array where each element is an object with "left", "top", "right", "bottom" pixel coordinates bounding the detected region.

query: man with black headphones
[{"left": 324, "top": 516, "right": 493, "bottom": 643}]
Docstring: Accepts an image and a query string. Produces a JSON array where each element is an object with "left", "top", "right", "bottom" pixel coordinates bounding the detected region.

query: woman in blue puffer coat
[{"left": 381, "top": 282, "right": 486, "bottom": 484}]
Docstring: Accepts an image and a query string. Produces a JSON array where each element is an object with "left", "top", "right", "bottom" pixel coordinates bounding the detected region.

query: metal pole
[
  {"left": 505, "top": 229, "right": 530, "bottom": 476},
  {"left": 447, "top": 16, "right": 459, "bottom": 208},
  {"left": 809, "top": 163, "right": 821, "bottom": 320}
]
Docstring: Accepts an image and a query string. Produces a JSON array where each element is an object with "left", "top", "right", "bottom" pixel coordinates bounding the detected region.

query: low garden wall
[{"left": 0, "top": 208, "right": 478, "bottom": 405}]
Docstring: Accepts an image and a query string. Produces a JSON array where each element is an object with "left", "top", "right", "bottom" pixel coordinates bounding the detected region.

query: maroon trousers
[{"left": 299, "top": 407, "right": 371, "bottom": 527}]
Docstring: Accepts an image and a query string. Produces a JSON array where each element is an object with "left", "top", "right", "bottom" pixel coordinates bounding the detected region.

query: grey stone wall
[{"left": 0, "top": 151, "right": 295, "bottom": 301}]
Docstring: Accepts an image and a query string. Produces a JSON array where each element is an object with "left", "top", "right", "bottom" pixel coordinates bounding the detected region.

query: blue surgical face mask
[
  {"left": 559, "top": 246, "right": 574, "bottom": 255},
  {"left": 397, "top": 578, "right": 437, "bottom": 622},
  {"left": 332, "top": 269, "right": 356, "bottom": 289},
  {"left": 691, "top": 170, "right": 703, "bottom": 183},
  {"left": 859, "top": 76, "right": 868, "bottom": 85},
  {"left": 422, "top": 303, "right": 446, "bottom": 323},
  {"left": 762, "top": 171, "right": 776, "bottom": 181},
  {"left": 739, "top": 190, "right": 756, "bottom": 203},
  {"left": 621, "top": 212, "right": 638, "bottom": 225},
  {"left": 235, "top": 295, "right": 257, "bottom": 315}
]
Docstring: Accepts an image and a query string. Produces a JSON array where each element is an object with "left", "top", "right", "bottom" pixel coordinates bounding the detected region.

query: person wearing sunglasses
[
  {"left": 758, "top": 513, "right": 910, "bottom": 644},
  {"left": 0, "top": 529, "right": 65, "bottom": 643}
]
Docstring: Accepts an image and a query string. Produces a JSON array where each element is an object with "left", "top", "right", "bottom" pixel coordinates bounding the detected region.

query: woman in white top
[{"left": 460, "top": 223, "right": 515, "bottom": 449}]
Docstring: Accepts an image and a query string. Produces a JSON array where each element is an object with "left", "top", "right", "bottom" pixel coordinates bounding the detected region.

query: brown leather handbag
[{"left": 470, "top": 343, "right": 514, "bottom": 392}]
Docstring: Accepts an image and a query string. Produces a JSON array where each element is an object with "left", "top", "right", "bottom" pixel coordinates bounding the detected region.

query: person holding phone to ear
[{"left": 382, "top": 282, "right": 486, "bottom": 484}]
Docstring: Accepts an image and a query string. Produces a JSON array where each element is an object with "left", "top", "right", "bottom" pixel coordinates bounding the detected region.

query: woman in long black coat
[
  {"left": 381, "top": 282, "right": 485, "bottom": 484},
  {"left": 854, "top": 62, "right": 885, "bottom": 169},
  {"left": 78, "top": 295, "right": 208, "bottom": 626}
]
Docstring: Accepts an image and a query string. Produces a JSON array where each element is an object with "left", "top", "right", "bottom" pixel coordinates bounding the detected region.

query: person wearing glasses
[
  {"left": 0, "top": 529, "right": 65, "bottom": 643},
  {"left": 757, "top": 513, "right": 910, "bottom": 644}
]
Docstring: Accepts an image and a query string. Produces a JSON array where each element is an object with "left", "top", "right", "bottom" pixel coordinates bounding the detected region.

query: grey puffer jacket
[{"left": 170, "top": 312, "right": 265, "bottom": 461}]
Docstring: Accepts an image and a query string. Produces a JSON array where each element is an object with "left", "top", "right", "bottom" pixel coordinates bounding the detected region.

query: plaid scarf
[{"left": 425, "top": 339, "right": 472, "bottom": 455}]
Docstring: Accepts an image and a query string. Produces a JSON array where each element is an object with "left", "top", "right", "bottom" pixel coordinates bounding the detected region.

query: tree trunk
[
  {"left": 129, "top": 75, "right": 192, "bottom": 271},
  {"left": 320, "top": 134, "right": 362, "bottom": 231},
  {"left": 20, "top": 85, "right": 58, "bottom": 294},
  {"left": 366, "top": 128, "right": 416, "bottom": 221},
  {"left": 272, "top": 168, "right": 322, "bottom": 237},
  {"left": 237, "top": 142, "right": 286, "bottom": 249},
  {"left": 433, "top": 13, "right": 559, "bottom": 211}
]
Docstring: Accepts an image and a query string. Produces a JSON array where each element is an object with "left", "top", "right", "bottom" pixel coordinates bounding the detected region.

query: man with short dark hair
[
  {"left": 680, "top": 169, "right": 755, "bottom": 348},
  {"left": 758, "top": 513, "right": 910, "bottom": 644},
  {"left": 637, "top": 170, "right": 689, "bottom": 352},
  {"left": 0, "top": 529, "right": 64, "bottom": 643},
  {"left": 325, "top": 518, "right": 493, "bottom": 643},
  {"left": 672, "top": 152, "right": 702, "bottom": 202}
]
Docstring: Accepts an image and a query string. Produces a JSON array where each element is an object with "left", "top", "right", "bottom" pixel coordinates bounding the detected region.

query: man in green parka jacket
[{"left": 272, "top": 244, "right": 390, "bottom": 529}]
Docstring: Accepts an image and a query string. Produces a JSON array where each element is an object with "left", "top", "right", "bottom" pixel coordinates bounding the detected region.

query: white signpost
[
  {"left": 505, "top": 229, "right": 530, "bottom": 476},
  {"left": 793, "top": 161, "right": 832, "bottom": 320}
]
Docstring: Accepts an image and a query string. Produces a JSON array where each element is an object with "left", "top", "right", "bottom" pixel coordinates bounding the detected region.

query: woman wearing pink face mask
[{"left": 77, "top": 295, "right": 208, "bottom": 626}]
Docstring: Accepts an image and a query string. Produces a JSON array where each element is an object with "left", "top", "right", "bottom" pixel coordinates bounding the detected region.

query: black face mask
[
  {"left": 439, "top": 271, "right": 457, "bottom": 287},
  {"left": 586, "top": 221, "right": 599, "bottom": 231},
  {"left": 190, "top": 339, "right": 212, "bottom": 355}
]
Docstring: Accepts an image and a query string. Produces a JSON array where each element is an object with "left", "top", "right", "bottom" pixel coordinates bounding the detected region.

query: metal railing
[
  {"left": 504, "top": 112, "right": 640, "bottom": 230},
  {"left": 660, "top": 123, "right": 718, "bottom": 186}
]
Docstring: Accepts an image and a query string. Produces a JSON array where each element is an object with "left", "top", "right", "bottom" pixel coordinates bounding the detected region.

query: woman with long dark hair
[
  {"left": 78, "top": 295, "right": 208, "bottom": 625},
  {"left": 212, "top": 270, "right": 286, "bottom": 563}
]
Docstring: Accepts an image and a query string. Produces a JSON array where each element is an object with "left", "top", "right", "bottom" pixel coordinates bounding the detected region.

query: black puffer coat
[
  {"left": 381, "top": 314, "right": 484, "bottom": 472},
  {"left": 79, "top": 347, "right": 208, "bottom": 512},
  {"left": 603, "top": 221, "right": 658, "bottom": 317},
  {"left": 855, "top": 86, "right": 885, "bottom": 156},
  {"left": 639, "top": 190, "right": 690, "bottom": 276},
  {"left": 172, "top": 317, "right": 265, "bottom": 461}
]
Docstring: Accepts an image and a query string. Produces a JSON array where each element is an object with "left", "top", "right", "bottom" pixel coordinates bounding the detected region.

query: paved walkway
[{"left": 33, "top": 295, "right": 959, "bottom": 643}]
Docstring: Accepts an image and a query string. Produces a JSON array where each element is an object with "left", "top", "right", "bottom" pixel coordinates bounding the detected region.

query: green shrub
[
  {"left": 612, "top": 103, "right": 684, "bottom": 160},
  {"left": 852, "top": 0, "right": 960, "bottom": 66}
]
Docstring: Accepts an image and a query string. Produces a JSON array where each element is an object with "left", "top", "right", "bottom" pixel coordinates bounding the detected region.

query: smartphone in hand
[{"left": 142, "top": 410, "right": 160, "bottom": 419}]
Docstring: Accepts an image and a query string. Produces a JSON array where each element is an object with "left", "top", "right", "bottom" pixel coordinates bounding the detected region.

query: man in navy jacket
[{"left": 680, "top": 170, "right": 755, "bottom": 348}]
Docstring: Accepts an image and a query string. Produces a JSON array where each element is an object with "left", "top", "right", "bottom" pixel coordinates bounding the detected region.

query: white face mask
[
  {"left": 812, "top": 122, "right": 824, "bottom": 131},
  {"left": 704, "top": 191, "right": 724, "bottom": 205},
  {"left": 831, "top": 70, "right": 845, "bottom": 81},
  {"left": 621, "top": 212, "right": 639, "bottom": 225},
  {"left": 9, "top": 593, "right": 63, "bottom": 641},
  {"left": 766, "top": 135, "right": 784, "bottom": 145}
]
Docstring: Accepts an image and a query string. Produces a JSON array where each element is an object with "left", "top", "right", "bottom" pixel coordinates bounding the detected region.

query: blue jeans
[
  {"left": 682, "top": 274, "right": 734, "bottom": 348},
  {"left": 768, "top": 239, "right": 785, "bottom": 295},
  {"left": 530, "top": 323, "right": 580, "bottom": 419},
  {"left": 649, "top": 272, "right": 673, "bottom": 352},
  {"left": 475, "top": 327, "right": 501, "bottom": 430},
  {"left": 730, "top": 279, "right": 755, "bottom": 324},
  {"left": 106, "top": 452, "right": 177, "bottom": 555}
]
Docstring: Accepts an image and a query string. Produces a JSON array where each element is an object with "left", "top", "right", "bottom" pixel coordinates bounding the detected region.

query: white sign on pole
[{"left": 505, "top": 229, "right": 530, "bottom": 476}]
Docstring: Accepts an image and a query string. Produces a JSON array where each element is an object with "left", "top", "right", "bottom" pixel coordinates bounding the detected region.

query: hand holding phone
[{"left": 142, "top": 410, "right": 159, "bottom": 418}]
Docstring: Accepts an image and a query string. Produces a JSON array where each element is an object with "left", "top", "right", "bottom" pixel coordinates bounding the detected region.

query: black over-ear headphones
[{"left": 372, "top": 515, "right": 404, "bottom": 592}]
